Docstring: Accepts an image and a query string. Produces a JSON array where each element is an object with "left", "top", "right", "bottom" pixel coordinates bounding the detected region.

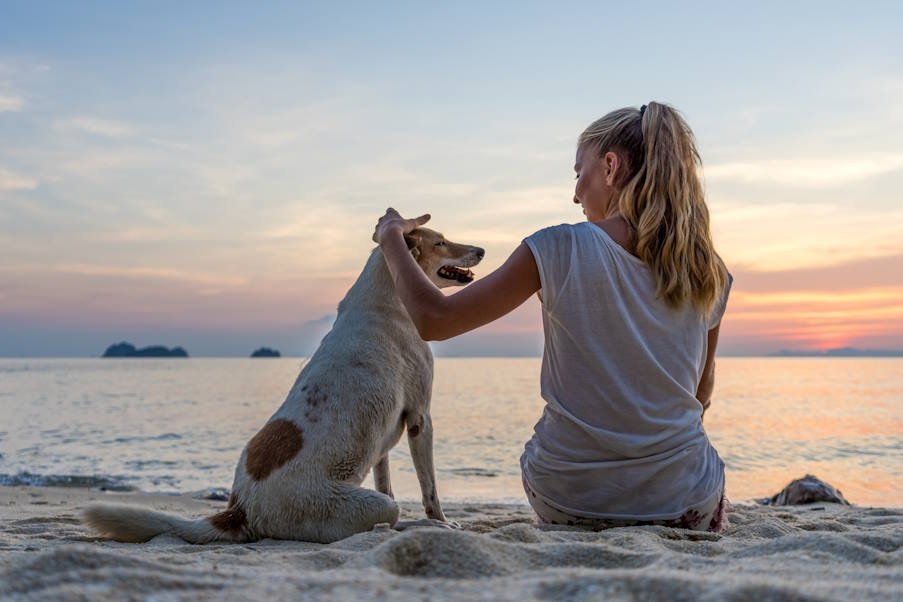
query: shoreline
[
  {"left": 0, "top": 480, "right": 863, "bottom": 508},
  {"left": 1, "top": 485, "right": 900, "bottom": 600}
]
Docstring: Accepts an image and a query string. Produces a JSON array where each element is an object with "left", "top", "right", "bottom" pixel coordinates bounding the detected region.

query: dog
[{"left": 82, "top": 226, "right": 484, "bottom": 544}]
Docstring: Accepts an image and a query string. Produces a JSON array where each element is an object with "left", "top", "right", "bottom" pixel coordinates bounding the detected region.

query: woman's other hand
[{"left": 372, "top": 208, "right": 431, "bottom": 244}]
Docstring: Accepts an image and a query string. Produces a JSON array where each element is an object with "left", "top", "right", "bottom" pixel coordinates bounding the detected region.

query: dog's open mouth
[{"left": 437, "top": 265, "right": 475, "bottom": 284}]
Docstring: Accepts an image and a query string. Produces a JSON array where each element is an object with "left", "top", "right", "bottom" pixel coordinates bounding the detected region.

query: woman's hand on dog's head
[{"left": 373, "top": 208, "right": 431, "bottom": 244}]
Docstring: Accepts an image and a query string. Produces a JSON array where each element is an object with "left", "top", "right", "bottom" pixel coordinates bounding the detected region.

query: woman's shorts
[{"left": 523, "top": 476, "right": 731, "bottom": 532}]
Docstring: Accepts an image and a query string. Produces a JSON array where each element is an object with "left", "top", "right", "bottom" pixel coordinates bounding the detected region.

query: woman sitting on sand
[{"left": 372, "top": 102, "right": 732, "bottom": 532}]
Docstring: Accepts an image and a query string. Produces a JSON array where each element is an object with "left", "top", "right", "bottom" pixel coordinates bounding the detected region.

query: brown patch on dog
[
  {"left": 408, "top": 424, "right": 420, "bottom": 437},
  {"left": 210, "top": 504, "right": 247, "bottom": 533},
  {"left": 245, "top": 419, "right": 304, "bottom": 480}
]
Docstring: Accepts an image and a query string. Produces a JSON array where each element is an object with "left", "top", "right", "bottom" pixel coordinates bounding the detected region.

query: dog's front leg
[
  {"left": 404, "top": 411, "right": 447, "bottom": 522},
  {"left": 373, "top": 454, "right": 393, "bottom": 499}
]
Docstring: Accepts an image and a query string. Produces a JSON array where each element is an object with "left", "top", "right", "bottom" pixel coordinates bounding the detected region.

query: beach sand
[{"left": 0, "top": 486, "right": 900, "bottom": 600}]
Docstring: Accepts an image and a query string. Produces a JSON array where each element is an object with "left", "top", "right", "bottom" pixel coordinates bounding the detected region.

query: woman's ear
[{"left": 603, "top": 151, "right": 621, "bottom": 187}]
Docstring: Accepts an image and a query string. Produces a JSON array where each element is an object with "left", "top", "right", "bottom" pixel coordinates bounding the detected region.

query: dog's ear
[{"left": 403, "top": 233, "right": 422, "bottom": 259}]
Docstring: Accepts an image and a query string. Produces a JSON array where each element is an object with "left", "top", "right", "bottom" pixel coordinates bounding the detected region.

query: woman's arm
[
  {"left": 696, "top": 324, "right": 721, "bottom": 420},
  {"left": 374, "top": 209, "right": 540, "bottom": 341}
]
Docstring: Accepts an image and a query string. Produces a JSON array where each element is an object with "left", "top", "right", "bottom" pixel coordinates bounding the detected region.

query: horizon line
[{"left": 1, "top": 352, "right": 902, "bottom": 359}]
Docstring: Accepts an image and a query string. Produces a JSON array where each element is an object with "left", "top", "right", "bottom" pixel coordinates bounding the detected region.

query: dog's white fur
[{"left": 83, "top": 227, "right": 483, "bottom": 544}]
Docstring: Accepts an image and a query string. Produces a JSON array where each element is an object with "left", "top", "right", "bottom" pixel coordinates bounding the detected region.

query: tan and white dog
[{"left": 83, "top": 227, "right": 484, "bottom": 544}]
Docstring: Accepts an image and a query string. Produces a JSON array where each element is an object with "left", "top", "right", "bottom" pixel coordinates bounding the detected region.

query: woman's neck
[{"left": 592, "top": 215, "right": 638, "bottom": 257}]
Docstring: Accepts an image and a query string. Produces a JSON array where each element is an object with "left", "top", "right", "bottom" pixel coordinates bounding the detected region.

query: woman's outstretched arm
[{"left": 373, "top": 209, "right": 540, "bottom": 341}]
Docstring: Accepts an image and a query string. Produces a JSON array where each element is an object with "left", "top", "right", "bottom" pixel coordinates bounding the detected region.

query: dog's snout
[{"left": 474, "top": 247, "right": 485, "bottom": 259}]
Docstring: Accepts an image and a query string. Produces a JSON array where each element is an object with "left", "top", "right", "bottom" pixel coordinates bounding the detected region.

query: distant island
[
  {"left": 769, "top": 347, "right": 903, "bottom": 357},
  {"left": 102, "top": 342, "right": 189, "bottom": 358},
  {"left": 250, "top": 347, "right": 281, "bottom": 358}
]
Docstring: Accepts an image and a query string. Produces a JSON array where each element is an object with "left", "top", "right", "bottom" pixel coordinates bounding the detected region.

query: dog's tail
[{"left": 82, "top": 502, "right": 250, "bottom": 544}]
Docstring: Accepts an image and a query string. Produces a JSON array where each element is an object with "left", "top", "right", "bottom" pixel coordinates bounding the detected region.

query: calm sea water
[{"left": 1, "top": 358, "right": 900, "bottom": 506}]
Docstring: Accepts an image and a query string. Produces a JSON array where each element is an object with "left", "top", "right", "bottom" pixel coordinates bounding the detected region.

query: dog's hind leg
[
  {"left": 373, "top": 454, "right": 394, "bottom": 499},
  {"left": 405, "top": 412, "right": 448, "bottom": 522},
  {"left": 307, "top": 484, "right": 400, "bottom": 543}
]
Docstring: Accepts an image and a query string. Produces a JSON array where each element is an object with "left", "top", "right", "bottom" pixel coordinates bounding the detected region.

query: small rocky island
[
  {"left": 250, "top": 347, "right": 281, "bottom": 358},
  {"left": 102, "top": 342, "right": 189, "bottom": 358}
]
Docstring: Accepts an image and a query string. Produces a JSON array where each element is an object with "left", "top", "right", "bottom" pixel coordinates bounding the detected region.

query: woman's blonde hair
[{"left": 578, "top": 101, "right": 728, "bottom": 313}]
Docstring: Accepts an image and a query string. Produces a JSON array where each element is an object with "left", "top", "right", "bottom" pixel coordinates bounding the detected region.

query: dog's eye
[{"left": 435, "top": 241, "right": 447, "bottom": 247}]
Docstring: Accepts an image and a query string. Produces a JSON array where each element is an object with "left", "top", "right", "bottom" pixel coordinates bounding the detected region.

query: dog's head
[{"left": 404, "top": 227, "right": 484, "bottom": 289}]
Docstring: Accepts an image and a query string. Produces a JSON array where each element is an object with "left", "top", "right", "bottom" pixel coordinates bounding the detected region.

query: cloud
[
  {"left": 711, "top": 201, "right": 903, "bottom": 271},
  {"left": 721, "top": 284, "right": 903, "bottom": 353},
  {"left": 53, "top": 263, "right": 248, "bottom": 287},
  {"left": 56, "top": 117, "right": 135, "bottom": 138},
  {"left": 0, "top": 168, "right": 37, "bottom": 190},
  {"left": 302, "top": 314, "right": 336, "bottom": 327},
  {"left": 705, "top": 153, "right": 903, "bottom": 187},
  {"left": 0, "top": 95, "right": 24, "bottom": 112},
  {"left": 730, "top": 253, "right": 903, "bottom": 293},
  {"left": 57, "top": 149, "right": 151, "bottom": 175},
  {"left": 720, "top": 254, "right": 903, "bottom": 353}
]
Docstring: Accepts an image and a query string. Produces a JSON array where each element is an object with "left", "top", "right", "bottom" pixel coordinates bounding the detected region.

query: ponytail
[{"left": 578, "top": 102, "right": 727, "bottom": 313}]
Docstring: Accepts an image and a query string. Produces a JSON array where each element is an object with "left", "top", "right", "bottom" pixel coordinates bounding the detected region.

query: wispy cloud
[
  {"left": 53, "top": 263, "right": 248, "bottom": 287},
  {"left": 56, "top": 117, "right": 136, "bottom": 138},
  {"left": 706, "top": 153, "right": 903, "bottom": 187},
  {"left": 723, "top": 286, "right": 903, "bottom": 352},
  {"left": 731, "top": 253, "right": 903, "bottom": 293},
  {"left": 720, "top": 254, "right": 903, "bottom": 353},
  {"left": 0, "top": 95, "right": 24, "bottom": 112},
  {"left": 711, "top": 201, "right": 903, "bottom": 271},
  {"left": 0, "top": 168, "right": 37, "bottom": 190},
  {"left": 2, "top": 6, "right": 901, "bottom": 355}
]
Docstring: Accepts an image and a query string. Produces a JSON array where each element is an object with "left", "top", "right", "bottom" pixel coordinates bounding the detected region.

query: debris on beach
[{"left": 758, "top": 474, "right": 851, "bottom": 506}]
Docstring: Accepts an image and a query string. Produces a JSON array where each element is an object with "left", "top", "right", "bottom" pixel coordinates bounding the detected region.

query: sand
[{"left": 0, "top": 486, "right": 900, "bottom": 601}]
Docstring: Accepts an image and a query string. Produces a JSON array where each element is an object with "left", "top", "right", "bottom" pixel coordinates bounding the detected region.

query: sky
[{"left": 1, "top": 1, "right": 901, "bottom": 357}]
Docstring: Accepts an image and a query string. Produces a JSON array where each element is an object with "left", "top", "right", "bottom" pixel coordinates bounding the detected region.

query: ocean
[{"left": 1, "top": 357, "right": 900, "bottom": 506}]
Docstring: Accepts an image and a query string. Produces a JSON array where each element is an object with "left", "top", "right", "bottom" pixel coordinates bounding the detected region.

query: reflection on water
[
  {"left": 0, "top": 357, "right": 900, "bottom": 506},
  {"left": 707, "top": 357, "right": 902, "bottom": 505}
]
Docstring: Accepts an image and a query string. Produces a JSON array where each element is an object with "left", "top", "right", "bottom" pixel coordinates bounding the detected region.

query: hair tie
[{"left": 639, "top": 104, "right": 647, "bottom": 118}]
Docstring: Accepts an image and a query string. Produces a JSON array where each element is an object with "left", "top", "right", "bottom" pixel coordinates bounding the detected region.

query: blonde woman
[{"left": 372, "top": 102, "right": 732, "bottom": 531}]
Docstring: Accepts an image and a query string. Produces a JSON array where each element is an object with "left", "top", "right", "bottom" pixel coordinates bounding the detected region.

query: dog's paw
[{"left": 393, "top": 518, "right": 458, "bottom": 531}]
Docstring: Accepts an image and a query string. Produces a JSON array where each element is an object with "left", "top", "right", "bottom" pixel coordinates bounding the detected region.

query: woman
[{"left": 372, "top": 102, "right": 732, "bottom": 531}]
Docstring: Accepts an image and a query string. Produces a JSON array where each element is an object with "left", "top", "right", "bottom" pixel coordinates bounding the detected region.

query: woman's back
[{"left": 520, "top": 221, "right": 729, "bottom": 520}]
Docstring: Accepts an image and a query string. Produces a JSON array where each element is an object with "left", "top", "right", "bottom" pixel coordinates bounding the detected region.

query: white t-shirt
[{"left": 520, "top": 221, "right": 731, "bottom": 520}]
